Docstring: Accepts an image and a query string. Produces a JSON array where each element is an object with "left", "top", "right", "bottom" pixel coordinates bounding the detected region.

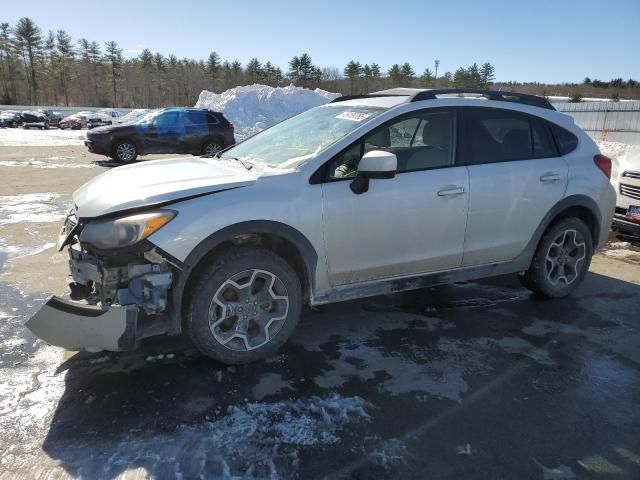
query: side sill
[{"left": 310, "top": 259, "right": 528, "bottom": 306}]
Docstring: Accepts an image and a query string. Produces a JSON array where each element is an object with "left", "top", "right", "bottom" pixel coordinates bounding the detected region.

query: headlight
[{"left": 79, "top": 210, "right": 175, "bottom": 249}]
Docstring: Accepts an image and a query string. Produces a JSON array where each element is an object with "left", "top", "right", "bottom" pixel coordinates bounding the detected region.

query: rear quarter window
[{"left": 548, "top": 122, "right": 578, "bottom": 155}]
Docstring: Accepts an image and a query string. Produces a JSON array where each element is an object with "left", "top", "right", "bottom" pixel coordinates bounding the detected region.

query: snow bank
[{"left": 195, "top": 84, "right": 340, "bottom": 140}]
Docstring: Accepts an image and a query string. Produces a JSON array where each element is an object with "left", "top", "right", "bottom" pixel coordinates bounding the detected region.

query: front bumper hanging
[{"left": 26, "top": 296, "right": 138, "bottom": 352}]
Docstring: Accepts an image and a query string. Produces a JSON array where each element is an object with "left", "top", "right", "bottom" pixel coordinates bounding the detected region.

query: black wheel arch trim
[
  {"left": 169, "top": 220, "right": 318, "bottom": 330},
  {"left": 519, "top": 194, "right": 602, "bottom": 265}
]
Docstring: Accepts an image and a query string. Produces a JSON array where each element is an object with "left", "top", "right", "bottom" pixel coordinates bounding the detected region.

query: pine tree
[
  {"left": 388, "top": 64, "right": 402, "bottom": 87},
  {"left": 206, "top": 51, "right": 220, "bottom": 92},
  {"left": 343, "top": 60, "right": 362, "bottom": 94},
  {"left": 104, "top": 40, "right": 123, "bottom": 107},
  {"left": 14, "top": 17, "right": 43, "bottom": 103},
  {"left": 139, "top": 48, "right": 154, "bottom": 106},
  {"left": 245, "top": 57, "right": 262, "bottom": 84},
  {"left": 56, "top": 30, "right": 74, "bottom": 106},
  {"left": 420, "top": 68, "right": 434, "bottom": 88},
  {"left": 0, "top": 23, "right": 18, "bottom": 103},
  {"left": 480, "top": 62, "right": 495, "bottom": 88},
  {"left": 400, "top": 62, "right": 415, "bottom": 86}
]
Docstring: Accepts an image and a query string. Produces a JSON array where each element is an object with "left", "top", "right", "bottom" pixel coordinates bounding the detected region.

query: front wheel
[
  {"left": 112, "top": 140, "right": 138, "bottom": 162},
  {"left": 520, "top": 217, "right": 593, "bottom": 298},
  {"left": 185, "top": 247, "right": 302, "bottom": 364}
]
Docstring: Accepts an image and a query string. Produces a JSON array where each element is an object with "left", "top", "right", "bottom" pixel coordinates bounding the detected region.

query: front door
[
  {"left": 144, "top": 110, "right": 185, "bottom": 154},
  {"left": 320, "top": 109, "right": 469, "bottom": 286}
]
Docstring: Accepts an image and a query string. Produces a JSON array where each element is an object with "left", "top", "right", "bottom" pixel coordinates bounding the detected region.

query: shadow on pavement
[{"left": 40, "top": 273, "right": 640, "bottom": 479}]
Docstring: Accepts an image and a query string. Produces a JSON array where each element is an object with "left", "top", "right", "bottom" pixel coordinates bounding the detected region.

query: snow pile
[{"left": 195, "top": 84, "right": 340, "bottom": 140}]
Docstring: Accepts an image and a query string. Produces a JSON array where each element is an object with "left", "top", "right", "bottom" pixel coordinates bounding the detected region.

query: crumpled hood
[{"left": 74, "top": 157, "right": 260, "bottom": 218}]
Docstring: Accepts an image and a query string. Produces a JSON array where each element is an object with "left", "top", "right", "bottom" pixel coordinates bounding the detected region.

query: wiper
[{"left": 218, "top": 155, "right": 253, "bottom": 170}]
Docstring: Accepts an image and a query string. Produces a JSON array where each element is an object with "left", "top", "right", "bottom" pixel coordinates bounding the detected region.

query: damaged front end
[{"left": 26, "top": 208, "right": 182, "bottom": 352}]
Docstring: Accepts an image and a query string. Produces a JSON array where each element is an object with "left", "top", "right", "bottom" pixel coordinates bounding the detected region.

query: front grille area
[
  {"left": 620, "top": 183, "right": 640, "bottom": 201},
  {"left": 622, "top": 171, "right": 640, "bottom": 180}
]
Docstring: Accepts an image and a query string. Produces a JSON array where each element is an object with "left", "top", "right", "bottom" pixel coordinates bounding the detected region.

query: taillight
[
  {"left": 227, "top": 122, "right": 234, "bottom": 129},
  {"left": 594, "top": 154, "right": 611, "bottom": 179}
]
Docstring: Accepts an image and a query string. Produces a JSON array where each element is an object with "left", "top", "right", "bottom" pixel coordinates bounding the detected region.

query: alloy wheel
[
  {"left": 204, "top": 142, "right": 221, "bottom": 156},
  {"left": 545, "top": 229, "right": 586, "bottom": 286},
  {"left": 208, "top": 269, "right": 289, "bottom": 351},
  {"left": 116, "top": 143, "right": 136, "bottom": 161}
]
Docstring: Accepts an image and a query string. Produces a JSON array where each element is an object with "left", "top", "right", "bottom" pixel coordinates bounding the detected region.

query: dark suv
[{"left": 85, "top": 108, "right": 235, "bottom": 162}]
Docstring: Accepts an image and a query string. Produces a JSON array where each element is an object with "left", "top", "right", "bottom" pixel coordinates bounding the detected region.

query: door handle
[
  {"left": 437, "top": 186, "right": 465, "bottom": 197},
  {"left": 539, "top": 173, "right": 561, "bottom": 183}
]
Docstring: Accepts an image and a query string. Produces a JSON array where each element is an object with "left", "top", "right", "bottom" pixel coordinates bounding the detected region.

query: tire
[
  {"left": 112, "top": 140, "right": 138, "bottom": 162},
  {"left": 519, "top": 217, "right": 593, "bottom": 298},
  {"left": 201, "top": 139, "right": 222, "bottom": 156},
  {"left": 185, "top": 246, "right": 302, "bottom": 364}
]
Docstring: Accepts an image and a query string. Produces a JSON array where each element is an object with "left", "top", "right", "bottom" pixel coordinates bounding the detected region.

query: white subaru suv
[{"left": 27, "top": 88, "right": 616, "bottom": 364}]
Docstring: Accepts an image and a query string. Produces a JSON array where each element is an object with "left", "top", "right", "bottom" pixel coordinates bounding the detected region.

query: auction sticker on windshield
[{"left": 335, "top": 111, "right": 372, "bottom": 122}]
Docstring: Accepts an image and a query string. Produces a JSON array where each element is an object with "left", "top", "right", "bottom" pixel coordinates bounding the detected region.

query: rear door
[
  {"left": 461, "top": 107, "right": 568, "bottom": 265},
  {"left": 183, "top": 110, "right": 209, "bottom": 154}
]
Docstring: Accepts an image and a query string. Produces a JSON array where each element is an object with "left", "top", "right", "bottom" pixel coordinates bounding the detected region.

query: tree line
[{"left": 1, "top": 17, "right": 638, "bottom": 108}]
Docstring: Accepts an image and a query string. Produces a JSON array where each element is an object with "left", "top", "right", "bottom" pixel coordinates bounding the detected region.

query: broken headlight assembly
[{"left": 79, "top": 210, "right": 175, "bottom": 250}]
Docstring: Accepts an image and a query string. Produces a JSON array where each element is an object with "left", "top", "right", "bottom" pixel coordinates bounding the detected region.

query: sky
[{"left": 2, "top": 0, "right": 639, "bottom": 84}]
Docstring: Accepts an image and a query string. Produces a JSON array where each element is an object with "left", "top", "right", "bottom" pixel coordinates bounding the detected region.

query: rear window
[{"left": 548, "top": 123, "right": 578, "bottom": 155}]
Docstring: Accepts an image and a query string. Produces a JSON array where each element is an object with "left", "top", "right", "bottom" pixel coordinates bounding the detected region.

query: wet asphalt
[{"left": 2, "top": 269, "right": 639, "bottom": 479}]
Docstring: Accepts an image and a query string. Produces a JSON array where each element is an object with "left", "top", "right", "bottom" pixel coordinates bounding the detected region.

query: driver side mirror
[{"left": 350, "top": 150, "right": 397, "bottom": 195}]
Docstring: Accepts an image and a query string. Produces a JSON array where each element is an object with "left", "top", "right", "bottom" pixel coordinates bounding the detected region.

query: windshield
[
  {"left": 223, "top": 105, "right": 385, "bottom": 168},
  {"left": 133, "top": 110, "right": 161, "bottom": 125}
]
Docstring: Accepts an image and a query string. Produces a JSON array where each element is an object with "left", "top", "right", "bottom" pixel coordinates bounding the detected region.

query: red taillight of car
[
  {"left": 594, "top": 154, "right": 612, "bottom": 179},
  {"left": 227, "top": 122, "right": 234, "bottom": 129}
]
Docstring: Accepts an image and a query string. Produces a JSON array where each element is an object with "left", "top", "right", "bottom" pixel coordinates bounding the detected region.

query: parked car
[
  {"left": 87, "top": 109, "right": 121, "bottom": 129},
  {"left": 21, "top": 109, "right": 50, "bottom": 129},
  {"left": 611, "top": 146, "right": 640, "bottom": 240},
  {"left": 42, "top": 109, "right": 63, "bottom": 128},
  {"left": 0, "top": 110, "right": 23, "bottom": 128},
  {"left": 27, "top": 88, "right": 615, "bottom": 365},
  {"left": 84, "top": 107, "right": 235, "bottom": 161},
  {"left": 59, "top": 113, "right": 87, "bottom": 130}
]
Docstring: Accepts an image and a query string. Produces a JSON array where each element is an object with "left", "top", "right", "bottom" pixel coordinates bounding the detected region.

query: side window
[
  {"left": 548, "top": 122, "right": 578, "bottom": 155},
  {"left": 328, "top": 110, "right": 456, "bottom": 179},
  {"left": 531, "top": 119, "right": 557, "bottom": 158},
  {"left": 207, "top": 113, "right": 220, "bottom": 125},
  {"left": 153, "top": 111, "right": 181, "bottom": 131},
  {"left": 184, "top": 110, "right": 207, "bottom": 132},
  {"left": 466, "top": 109, "right": 532, "bottom": 164}
]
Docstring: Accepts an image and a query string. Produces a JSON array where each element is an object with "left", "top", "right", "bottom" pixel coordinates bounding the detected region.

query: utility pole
[{"left": 434, "top": 59, "right": 440, "bottom": 88}]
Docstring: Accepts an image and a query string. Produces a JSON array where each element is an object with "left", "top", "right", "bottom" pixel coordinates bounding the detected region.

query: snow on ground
[
  {"left": 0, "top": 127, "right": 86, "bottom": 147},
  {"left": 195, "top": 84, "right": 340, "bottom": 140},
  {"left": 0, "top": 193, "right": 67, "bottom": 225}
]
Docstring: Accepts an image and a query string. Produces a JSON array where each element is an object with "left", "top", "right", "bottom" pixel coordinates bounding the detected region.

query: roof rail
[
  {"left": 329, "top": 93, "right": 406, "bottom": 104},
  {"left": 329, "top": 88, "right": 555, "bottom": 110},
  {"left": 410, "top": 88, "right": 555, "bottom": 110}
]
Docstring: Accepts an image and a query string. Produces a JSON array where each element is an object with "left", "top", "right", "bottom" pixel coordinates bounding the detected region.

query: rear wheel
[
  {"left": 201, "top": 140, "right": 222, "bottom": 156},
  {"left": 185, "top": 246, "right": 302, "bottom": 364},
  {"left": 520, "top": 217, "right": 593, "bottom": 298},
  {"left": 112, "top": 140, "right": 137, "bottom": 162}
]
